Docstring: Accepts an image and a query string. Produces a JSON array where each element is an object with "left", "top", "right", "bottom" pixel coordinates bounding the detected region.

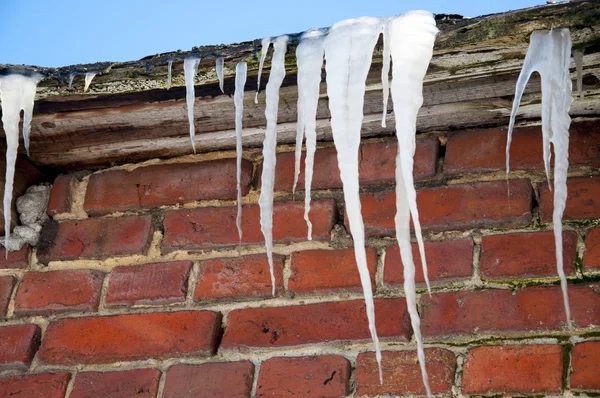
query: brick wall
[{"left": 0, "top": 121, "right": 599, "bottom": 397}]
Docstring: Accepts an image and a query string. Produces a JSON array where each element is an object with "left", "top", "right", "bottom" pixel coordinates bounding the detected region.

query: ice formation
[
  {"left": 184, "top": 56, "right": 201, "bottom": 153},
  {"left": 166, "top": 60, "right": 173, "bottom": 90},
  {"left": 506, "top": 29, "right": 573, "bottom": 327},
  {"left": 255, "top": 37, "right": 272, "bottom": 104},
  {"left": 293, "top": 28, "right": 326, "bottom": 239},
  {"left": 0, "top": 73, "right": 43, "bottom": 251},
  {"left": 216, "top": 57, "right": 225, "bottom": 93},
  {"left": 234, "top": 62, "right": 248, "bottom": 241},
  {"left": 68, "top": 72, "right": 76, "bottom": 89},
  {"left": 83, "top": 72, "right": 97, "bottom": 92},
  {"left": 258, "top": 35, "right": 289, "bottom": 296},
  {"left": 2, "top": 185, "right": 51, "bottom": 251},
  {"left": 573, "top": 48, "right": 584, "bottom": 99},
  {"left": 381, "top": 19, "right": 391, "bottom": 128}
]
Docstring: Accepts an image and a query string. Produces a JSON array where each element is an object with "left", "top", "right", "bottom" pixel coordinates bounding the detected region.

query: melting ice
[
  {"left": 184, "top": 56, "right": 201, "bottom": 153},
  {"left": 506, "top": 29, "right": 574, "bottom": 327},
  {"left": 167, "top": 60, "right": 173, "bottom": 90},
  {"left": 216, "top": 57, "right": 225, "bottom": 93},
  {"left": 234, "top": 62, "right": 248, "bottom": 241},
  {"left": 255, "top": 37, "right": 272, "bottom": 104},
  {"left": 84, "top": 72, "right": 97, "bottom": 92}
]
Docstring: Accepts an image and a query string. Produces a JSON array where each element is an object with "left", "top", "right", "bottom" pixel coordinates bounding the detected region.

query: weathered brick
[
  {"left": 445, "top": 122, "right": 600, "bottom": 174},
  {"left": 0, "top": 245, "right": 29, "bottom": 269},
  {"left": 222, "top": 299, "right": 410, "bottom": 350},
  {"left": 47, "top": 174, "right": 76, "bottom": 216},
  {"left": 162, "top": 200, "right": 336, "bottom": 253},
  {"left": 70, "top": 369, "right": 161, "bottom": 398},
  {"left": 0, "top": 373, "right": 70, "bottom": 398},
  {"left": 274, "top": 138, "right": 438, "bottom": 192},
  {"left": 462, "top": 345, "right": 563, "bottom": 394},
  {"left": 571, "top": 341, "right": 600, "bottom": 390},
  {"left": 37, "top": 215, "right": 154, "bottom": 263},
  {"left": 289, "top": 248, "right": 377, "bottom": 294},
  {"left": 0, "top": 276, "right": 15, "bottom": 319},
  {"left": 356, "top": 348, "right": 456, "bottom": 396},
  {"left": 84, "top": 159, "right": 253, "bottom": 216},
  {"left": 105, "top": 261, "right": 192, "bottom": 306},
  {"left": 420, "top": 284, "right": 599, "bottom": 337},
  {"left": 195, "top": 254, "right": 284, "bottom": 301},
  {"left": 164, "top": 361, "right": 254, "bottom": 398},
  {"left": 256, "top": 355, "right": 350, "bottom": 397},
  {"left": 384, "top": 239, "right": 473, "bottom": 286},
  {"left": 539, "top": 176, "right": 600, "bottom": 222},
  {"left": 0, "top": 325, "right": 41, "bottom": 371},
  {"left": 480, "top": 231, "right": 577, "bottom": 279},
  {"left": 584, "top": 227, "right": 600, "bottom": 270},
  {"left": 14, "top": 270, "right": 104, "bottom": 316},
  {"left": 353, "top": 180, "right": 532, "bottom": 236},
  {"left": 38, "top": 311, "right": 221, "bottom": 365}
]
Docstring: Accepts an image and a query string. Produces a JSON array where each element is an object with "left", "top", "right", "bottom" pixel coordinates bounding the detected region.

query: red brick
[
  {"left": 37, "top": 216, "right": 154, "bottom": 263},
  {"left": 571, "top": 341, "right": 600, "bottom": 390},
  {"left": 256, "top": 355, "right": 350, "bottom": 397},
  {"left": 164, "top": 361, "right": 254, "bottom": 398},
  {"left": 462, "top": 345, "right": 563, "bottom": 394},
  {"left": 105, "top": 261, "right": 192, "bottom": 306},
  {"left": 274, "top": 138, "right": 438, "bottom": 192},
  {"left": 584, "top": 227, "right": 600, "bottom": 270},
  {"left": 539, "top": 176, "right": 600, "bottom": 222},
  {"left": 70, "top": 368, "right": 161, "bottom": 398},
  {"left": 384, "top": 239, "right": 473, "bottom": 286},
  {"left": 222, "top": 299, "right": 410, "bottom": 350},
  {"left": 445, "top": 122, "right": 600, "bottom": 174},
  {"left": 353, "top": 180, "right": 532, "bottom": 236},
  {"left": 84, "top": 159, "right": 253, "bottom": 216},
  {"left": 356, "top": 348, "right": 456, "bottom": 396},
  {"left": 47, "top": 174, "right": 76, "bottom": 216},
  {"left": 0, "top": 276, "right": 15, "bottom": 318},
  {"left": 480, "top": 231, "right": 577, "bottom": 279},
  {"left": 0, "top": 373, "right": 70, "bottom": 398},
  {"left": 0, "top": 324, "right": 40, "bottom": 371},
  {"left": 289, "top": 248, "right": 377, "bottom": 294},
  {"left": 195, "top": 254, "right": 284, "bottom": 301},
  {"left": 162, "top": 200, "right": 336, "bottom": 253},
  {"left": 14, "top": 270, "right": 104, "bottom": 316},
  {"left": 38, "top": 310, "right": 221, "bottom": 365},
  {"left": 420, "top": 284, "right": 599, "bottom": 337},
  {"left": 0, "top": 245, "right": 29, "bottom": 269}
]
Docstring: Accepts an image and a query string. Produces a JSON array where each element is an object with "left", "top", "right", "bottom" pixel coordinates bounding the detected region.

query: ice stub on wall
[
  {"left": 255, "top": 37, "right": 272, "bottom": 104},
  {"left": 184, "top": 56, "right": 201, "bottom": 153},
  {"left": 506, "top": 28, "right": 574, "bottom": 327},
  {"left": 381, "top": 19, "right": 391, "bottom": 128},
  {"left": 216, "top": 57, "right": 225, "bottom": 93},
  {"left": 573, "top": 48, "right": 584, "bottom": 99},
  {"left": 234, "top": 62, "right": 248, "bottom": 241}
]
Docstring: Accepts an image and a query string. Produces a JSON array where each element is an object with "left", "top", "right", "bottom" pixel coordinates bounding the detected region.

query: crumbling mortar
[
  {"left": 63, "top": 371, "right": 77, "bottom": 398},
  {"left": 156, "top": 369, "right": 168, "bottom": 398}
]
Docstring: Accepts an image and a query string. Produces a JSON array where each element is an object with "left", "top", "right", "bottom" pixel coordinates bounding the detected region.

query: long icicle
[
  {"left": 258, "top": 35, "right": 289, "bottom": 296},
  {"left": 255, "top": 37, "right": 272, "bottom": 104},
  {"left": 324, "top": 16, "right": 384, "bottom": 383},
  {"left": 216, "top": 57, "right": 225, "bottom": 93},
  {"left": 295, "top": 28, "right": 326, "bottom": 240},
  {"left": 388, "top": 11, "right": 438, "bottom": 397},
  {"left": 234, "top": 62, "right": 248, "bottom": 241},
  {"left": 184, "top": 56, "right": 201, "bottom": 153},
  {"left": 506, "top": 29, "right": 574, "bottom": 327},
  {"left": 166, "top": 60, "right": 173, "bottom": 90}
]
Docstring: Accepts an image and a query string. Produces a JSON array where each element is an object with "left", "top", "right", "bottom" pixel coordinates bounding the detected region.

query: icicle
[
  {"left": 184, "top": 56, "right": 201, "bottom": 153},
  {"left": 294, "top": 28, "right": 326, "bottom": 239},
  {"left": 381, "top": 19, "right": 391, "bottom": 128},
  {"left": 83, "top": 72, "right": 97, "bottom": 92},
  {"left": 573, "top": 48, "right": 584, "bottom": 99},
  {"left": 166, "top": 60, "right": 173, "bottom": 90},
  {"left": 255, "top": 37, "right": 272, "bottom": 104},
  {"left": 388, "top": 11, "right": 438, "bottom": 398},
  {"left": 506, "top": 29, "right": 574, "bottom": 327},
  {"left": 68, "top": 72, "right": 75, "bottom": 89},
  {"left": 324, "top": 16, "right": 384, "bottom": 384},
  {"left": 216, "top": 57, "right": 225, "bottom": 93},
  {"left": 234, "top": 62, "right": 247, "bottom": 241},
  {"left": 258, "top": 35, "right": 289, "bottom": 296},
  {"left": 0, "top": 73, "right": 42, "bottom": 252}
]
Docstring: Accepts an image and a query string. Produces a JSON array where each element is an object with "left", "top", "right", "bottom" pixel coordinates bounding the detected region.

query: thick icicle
[
  {"left": 255, "top": 37, "right": 272, "bottom": 104},
  {"left": 388, "top": 11, "right": 438, "bottom": 397},
  {"left": 381, "top": 19, "right": 391, "bottom": 128},
  {"left": 258, "top": 35, "right": 289, "bottom": 296},
  {"left": 83, "top": 72, "right": 97, "bottom": 92},
  {"left": 324, "top": 17, "right": 384, "bottom": 383},
  {"left": 0, "top": 73, "right": 42, "bottom": 251},
  {"left": 506, "top": 29, "right": 574, "bottom": 327},
  {"left": 166, "top": 60, "right": 173, "bottom": 90},
  {"left": 216, "top": 57, "right": 225, "bottom": 93},
  {"left": 294, "top": 28, "right": 326, "bottom": 239},
  {"left": 234, "top": 62, "right": 248, "bottom": 241},
  {"left": 184, "top": 56, "right": 201, "bottom": 153},
  {"left": 573, "top": 48, "right": 584, "bottom": 99}
]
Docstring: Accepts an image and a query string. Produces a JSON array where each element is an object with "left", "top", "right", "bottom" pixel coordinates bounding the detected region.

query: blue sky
[{"left": 1, "top": 0, "right": 542, "bottom": 67}]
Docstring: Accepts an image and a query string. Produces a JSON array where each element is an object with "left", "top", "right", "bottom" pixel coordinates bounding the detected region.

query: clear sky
[{"left": 1, "top": 0, "right": 543, "bottom": 67}]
